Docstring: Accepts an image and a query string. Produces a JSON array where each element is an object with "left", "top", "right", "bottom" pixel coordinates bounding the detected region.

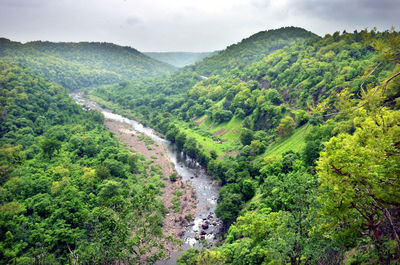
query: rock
[
  {"left": 194, "top": 234, "right": 200, "bottom": 240},
  {"left": 178, "top": 231, "right": 185, "bottom": 237},
  {"left": 200, "top": 230, "right": 207, "bottom": 235},
  {"left": 202, "top": 223, "right": 209, "bottom": 229}
]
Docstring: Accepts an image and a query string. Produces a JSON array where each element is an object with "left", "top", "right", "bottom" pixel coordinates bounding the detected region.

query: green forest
[
  {"left": 0, "top": 38, "right": 175, "bottom": 91},
  {"left": 0, "top": 60, "right": 172, "bottom": 264},
  {"left": 1, "top": 26, "right": 400, "bottom": 264}
]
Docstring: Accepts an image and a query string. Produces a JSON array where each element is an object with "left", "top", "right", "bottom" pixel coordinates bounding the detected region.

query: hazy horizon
[{"left": 1, "top": 0, "right": 398, "bottom": 52}]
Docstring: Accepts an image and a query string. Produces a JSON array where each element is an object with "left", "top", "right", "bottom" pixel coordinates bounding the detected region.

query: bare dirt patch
[
  {"left": 194, "top": 116, "right": 207, "bottom": 125},
  {"left": 212, "top": 128, "right": 226, "bottom": 135},
  {"left": 219, "top": 150, "right": 240, "bottom": 160}
]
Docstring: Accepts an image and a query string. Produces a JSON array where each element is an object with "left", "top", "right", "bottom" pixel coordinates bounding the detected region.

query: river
[{"left": 71, "top": 93, "right": 222, "bottom": 264}]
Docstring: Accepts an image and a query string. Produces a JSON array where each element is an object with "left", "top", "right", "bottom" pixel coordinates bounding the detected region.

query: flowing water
[{"left": 71, "top": 93, "right": 222, "bottom": 264}]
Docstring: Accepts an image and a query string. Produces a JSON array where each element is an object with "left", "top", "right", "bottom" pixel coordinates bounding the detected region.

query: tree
[
  {"left": 276, "top": 116, "right": 295, "bottom": 138},
  {"left": 213, "top": 109, "right": 233, "bottom": 123},
  {"left": 183, "top": 137, "right": 199, "bottom": 159},
  {"left": 96, "top": 165, "right": 111, "bottom": 179},
  {"left": 103, "top": 158, "right": 126, "bottom": 178},
  {"left": 175, "top": 131, "right": 186, "bottom": 151},
  {"left": 309, "top": 114, "right": 323, "bottom": 126},
  {"left": 249, "top": 140, "right": 266, "bottom": 155},
  {"left": 128, "top": 154, "right": 140, "bottom": 173},
  {"left": 242, "top": 179, "right": 256, "bottom": 200},
  {"left": 215, "top": 192, "right": 243, "bottom": 224},
  {"left": 239, "top": 128, "right": 253, "bottom": 146},
  {"left": 177, "top": 248, "right": 200, "bottom": 265},
  {"left": 294, "top": 110, "right": 309, "bottom": 126},
  {"left": 41, "top": 138, "right": 61, "bottom": 159},
  {"left": 169, "top": 172, "right": 177, "bottom": 182},
  {"left": 0, "top": 145, "right": 24, "bottom": 184},
  {"left": 317, "top": 108, "right": 400, "bottom": 260},
  {"left": 315, "top": 30, "right": 400, "bottom": 261},
  {"left": 234, "top": 108, "right": 245, "bottom": 119}
]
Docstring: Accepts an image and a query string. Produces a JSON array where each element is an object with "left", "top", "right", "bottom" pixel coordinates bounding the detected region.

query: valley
[
  {"left": 71, "top": 93, "right": 223, "bottom": 264},
  {"left": 1, "top": 27, "right": 399, "bottom": 264}
]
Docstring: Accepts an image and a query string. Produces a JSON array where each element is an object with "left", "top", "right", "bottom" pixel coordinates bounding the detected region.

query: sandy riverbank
[{"left": 104, "top": 119, "right": 198, "bottom": 258}]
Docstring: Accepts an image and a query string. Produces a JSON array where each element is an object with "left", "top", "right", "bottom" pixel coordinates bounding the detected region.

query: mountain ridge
[
  {"left": 0, "top": 37, "right": 175, "bottom": 90},
  {"left": 188, "top": 26, "right": 319, "bottom": 76}
]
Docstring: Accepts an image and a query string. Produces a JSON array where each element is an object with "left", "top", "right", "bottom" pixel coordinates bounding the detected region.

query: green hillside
[
  {"left": 92, "top": 28, "right": 400, "bottom": 264},
  {"left": 0, "top": 38, "right": 175, "bottom": 90},
  {"left": 94, "top": 30, "right": 394, "bottom": 160},
  {"left": 0, "top": 59, "right": 168, "bottom": 263},
  {"left": 189, "top": 26, "right": 318, "bottom": 76},
  {"left": 2, "top": 25, "right": 400, "bottom": 264},
  {"left": 145, "top": 51, "right": 217, "bottom": 67}
]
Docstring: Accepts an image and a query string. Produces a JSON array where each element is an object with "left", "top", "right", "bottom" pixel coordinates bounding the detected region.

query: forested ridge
[
  {"left": 0, "top": 38, "right": 175, "bottom": 91},
  {"left": 92, "top": 28, "right": 400, "bottom": 264},
  {"left": 0, "top": 59, "right": 171, "bottom": 264},
  {"left": 1, "top": 26, "right": 400, "bottom": 264},
  {"left": 188, "top": 27, "right": 318, "bottom": 76}
]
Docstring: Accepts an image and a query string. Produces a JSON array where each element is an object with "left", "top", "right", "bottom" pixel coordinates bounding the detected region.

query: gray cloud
[
  {"left": 289, "top": 0, "right": 400, "bottom": 22},
  {"left": 0, "top": 0, "right": 47, "bottom": 8},
  {"left": 0, "top": 0, "right": 398, "bottom": 52},
  {"left": 126, "top": 16, "right": 141, "bottom": 26},
  {"left": 251, "top": 0, "right": 271, "bottom": 9}
]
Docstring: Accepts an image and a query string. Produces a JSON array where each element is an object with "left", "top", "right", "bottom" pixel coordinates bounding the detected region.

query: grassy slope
[
  {"left": 182, "top": 116, "right": 311, "bottom": 159},
  {"left": 263, "top": 124, "right": 311, "bottom": 157},
  {"left": 90, "top": 94, "right": 309, "bottom": 159}
]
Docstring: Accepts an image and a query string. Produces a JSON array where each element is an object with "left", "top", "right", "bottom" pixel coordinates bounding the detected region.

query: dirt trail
[{"left": 104, "top": 119, "right": 197, "bottom": 257}]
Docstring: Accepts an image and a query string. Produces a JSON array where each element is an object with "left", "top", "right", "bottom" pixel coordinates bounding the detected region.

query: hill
[
  {"left": 145, "top": 51, "right": 217, "bottom": 67},
  {"left": 188, "top": 26, "right": 318, "bottom": 76},
  {"left": 93, "top": 30, "right": 394, "bottom": 147},
  {"left": 92, "top": 29, "right": 400, "bottom": 263},
  {"left": 0, "top": 59, "right": 172, "bottom": 263},
  {"left": 2, "top": 26, "right": 399, "bottom": 264},
  {"left": 0, "top": 38, "right": 175, "bottom": 90}
]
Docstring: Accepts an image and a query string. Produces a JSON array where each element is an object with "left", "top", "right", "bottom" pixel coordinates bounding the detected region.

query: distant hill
[
  {"left": 0, "top": 38, "right": 175, "bottom": 90},
  {"left": 144, "top": 51, "right": 218, "bottom": 67},
  {"left": 189, "top": 26, "right": 318, "bottom": 76}
]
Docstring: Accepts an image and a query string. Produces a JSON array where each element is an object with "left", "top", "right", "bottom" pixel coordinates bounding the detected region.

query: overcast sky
[{"left": 0, "top": 0, "right": 398, "bottom": 52}]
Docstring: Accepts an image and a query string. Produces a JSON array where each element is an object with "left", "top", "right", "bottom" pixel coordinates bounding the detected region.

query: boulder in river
[
  {"left": 200, "top": 230, "right": 207, "bottom": 235},
  {"left": 202, "top": 223, "right": 209, "bottom": 229}
]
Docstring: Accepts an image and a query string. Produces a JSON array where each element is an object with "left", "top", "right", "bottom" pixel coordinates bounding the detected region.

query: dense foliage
[
  {"left": 0, "top": 60, "right": 169, "bottom": 264},
  {"left": 0, "top": 38, "right": 175, "bottom": 91},
  {"left": 93, "top": 28, "right": 400, "bottom": 264},
  {"left": 1, "top": 25, "right": 399, "bottom": 264}
]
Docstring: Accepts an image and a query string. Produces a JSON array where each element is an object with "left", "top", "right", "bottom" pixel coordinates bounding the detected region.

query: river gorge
[{"left": 71, "top": 93, "right": 222, "bottom": 264}]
